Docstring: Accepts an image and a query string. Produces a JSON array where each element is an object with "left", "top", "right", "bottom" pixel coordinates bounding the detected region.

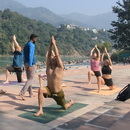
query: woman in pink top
[{"left": 88, "top": 45, "right": 101, "bottom": 93}]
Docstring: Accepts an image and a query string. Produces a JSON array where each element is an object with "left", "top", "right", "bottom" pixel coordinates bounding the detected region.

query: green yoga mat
[{"left": 18, "top": 102, "right": 88, "bottom": 124}]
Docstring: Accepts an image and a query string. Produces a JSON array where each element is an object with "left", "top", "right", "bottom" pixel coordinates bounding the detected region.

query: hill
[
  {"left": 0, "top": 0, "right": 89, "bottom": 28},
  {"left": 59, "top": 12, "right": 117, "bottom": 30},
  {"left": 0, "top": 9, "right": 115, "bottom": 56}
]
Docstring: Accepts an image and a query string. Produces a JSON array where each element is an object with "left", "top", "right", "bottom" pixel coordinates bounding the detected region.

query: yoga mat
[
  {"left": 0, "top": 81, "right": 24, "bottom": 86},
  {"left": 0, "top": 80, "right": 36, "bottom": 86},
  {"left": 18, "top": 102, "right": 88, "bottom": 124},
  {"left": 88, "top": 86, "right": 122, "bottom": 96}
]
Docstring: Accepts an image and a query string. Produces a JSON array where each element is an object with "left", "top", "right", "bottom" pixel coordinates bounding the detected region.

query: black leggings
[
  {"left": 15, "top": 68, "right": 22, "bottom": 82},
  {"left": 103, "top": 77, "right": 113, "bottom": 86},
  {"left": 7, "top": 66, "right": 22, "bottom": 82}
]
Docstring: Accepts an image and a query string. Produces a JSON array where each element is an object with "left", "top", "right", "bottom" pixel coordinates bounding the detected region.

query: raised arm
[
  {"left": 95, "top": 45, "right": 100, "bottom": 60},
  {"left": 105, "top": 47, "right": 112, "bottom": 66},
  {"left": 101, "top": 51, "right": 105, "bottom": 68},
  {"left": 90, "top": 47, "right": 95, "bottom": 60},
  {"left": 13, "top": 35, "right": 21, "bottom": 52},
  {"left": 47, "top": 40, "right": 53, "bottom": 68},
  {"left": 52, "top": 36, "right": 64, "bottom": 69},
  {"left": 12, "top": 37, "right": 15, "bottom": 53},
  {"left": 46, "top": 51, "right": 48, "bottom": 65}
]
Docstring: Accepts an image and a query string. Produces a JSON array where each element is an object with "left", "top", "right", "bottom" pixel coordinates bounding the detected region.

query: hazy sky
[{"left": 14, "top": 0, "right": 118, "bottom": 16}]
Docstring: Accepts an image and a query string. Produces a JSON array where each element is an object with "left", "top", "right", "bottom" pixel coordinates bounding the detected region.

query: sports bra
[{"left": 102, "top": 65, "right": 112, "bottom": 75}]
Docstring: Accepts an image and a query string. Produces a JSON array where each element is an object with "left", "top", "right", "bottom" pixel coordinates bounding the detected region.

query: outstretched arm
[
  {"left": 105, "top": 47, "right": 112, "bottom": 66},
  {"left": 12, "top": 37, "right": 15, "bottom": 53},
  {"left": 90, "top": 47, "right": 95, "bottom": 60},
  {"left": 13, "top": 35, "right": 21, "bottom": 52},
  {"left": 95, "top": 45, "right": 100, "bottom": 60},
  {"left": 52, "top": 36, "right": 64, "bottom": 69},
  {"left": 47, "top": 39, "right": 53, "bottom": 68}
]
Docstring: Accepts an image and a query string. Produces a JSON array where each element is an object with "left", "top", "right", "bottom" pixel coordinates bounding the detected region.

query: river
[{"left": 0, "top": 56, "right": 89, "bottom": 74}]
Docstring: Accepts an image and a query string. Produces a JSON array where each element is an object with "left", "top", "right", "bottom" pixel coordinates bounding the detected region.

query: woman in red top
[{"left": 88, "top": 45, "right": 102, "bottom": 93}]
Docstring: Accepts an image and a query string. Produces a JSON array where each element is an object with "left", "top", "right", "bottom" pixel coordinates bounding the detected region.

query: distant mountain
[
  {"left": 0, "top": 0, "right": 89, "bottom": 28},
  {"left": 0, "top": 9, "right": 114, "bottom": 56},
  {"left": 0, "top": 0, "right": 117, "bottom": 29},
  {"left": 59, "top": 12, "right": 117, "bottom": 30}
]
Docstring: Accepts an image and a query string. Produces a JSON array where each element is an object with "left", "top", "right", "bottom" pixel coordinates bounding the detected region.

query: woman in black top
[{"left": 100, "top": 47, "right": 116, "bottom": 90}]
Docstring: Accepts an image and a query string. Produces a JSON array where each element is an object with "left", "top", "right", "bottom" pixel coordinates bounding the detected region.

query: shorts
[
  {"left": 103, "top": 77, "right": 113, "bottom": 86},
  {"left": 44, "top": 86, "right": 66, "bottom": 106},
  {"left": 6, "top": 65, "right": 22, "bottom": 82},
  {"left": 93, "top": 71, "right": 101, "bottom": 77}
]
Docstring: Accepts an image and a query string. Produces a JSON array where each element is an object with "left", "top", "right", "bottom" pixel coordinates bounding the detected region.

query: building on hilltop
[
  {"left": 92, "top": 28, "right": 98, "bottom": 34},
  {"left": 92, "top": 37, "right": 98, "bottom": 40},
  {"left": 67, "top": 24, "right": 76, "bottom": 29}
]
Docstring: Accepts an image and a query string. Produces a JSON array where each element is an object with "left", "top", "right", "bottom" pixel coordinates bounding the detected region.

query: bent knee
[
  {"left": 39, "top": 87, "right": 46, "bottom": 93},
  {"left": 88, "top": 71, "right": 91, "bottom": 74},
  {"left": 88, "top": 70, "right": 93, "bottom": 75}
]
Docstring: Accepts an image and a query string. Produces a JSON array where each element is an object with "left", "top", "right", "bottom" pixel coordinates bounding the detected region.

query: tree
[
  {"left": 111, "top": 52, "right": 119, "bottom": 62},
  {"left": 109, "top": 0, "right": 130, "bottom": 50},
  {"left": 97, "top": 42, "right": 112, "bottom": 53},
  {"left": 0, "top": 9, "right": 115, "bottom": 56}
]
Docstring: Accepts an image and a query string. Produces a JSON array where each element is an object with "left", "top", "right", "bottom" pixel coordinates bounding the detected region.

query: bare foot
[
  {"left": 70, "top": 99, "right": 75, "bottom": 105},
  {"left": 0, "top": 89, "right": 6, "bottom": 94},
  {"left": 30, "top": 95, "right": 36, "bottom": 98},
  {"left": 98, "top": 89, "right": 101, "bottom": 93},
  {"left": 3, "top": 81, "right": 9, "bottom": 84},
  {"left": 109, "top": 86, "right": 117, "bottom": 90},
  {"left": 34, "top": 110, "right": 43, "bottom": 116},
  {"left": 87, "top": 82, "right": 91, "bottom": 85},
  {"left": 19, "top": 93, "right": 26, "bottom": 101},
  {"left": 22, "top": 79, "right": 27, "bottom": 82},
  {"left": 61, "top": 83, "right": 67, "bottom": 87}
]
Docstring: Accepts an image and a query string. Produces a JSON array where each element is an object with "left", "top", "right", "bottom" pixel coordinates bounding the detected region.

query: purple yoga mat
[
  {"left": 0, "top": 80, "right": 36, "bottom": 86},
  {"left": 0, "top": 81, "right": 24, "bottom": 86}
]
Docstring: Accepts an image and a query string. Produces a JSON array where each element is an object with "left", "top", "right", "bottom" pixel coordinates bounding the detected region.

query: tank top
[
  {"left": 91, "top": 59, "right": 100, "bottom": 71},
  {"left": 102, "top": 65, "right": 112, "bottom": 75}
]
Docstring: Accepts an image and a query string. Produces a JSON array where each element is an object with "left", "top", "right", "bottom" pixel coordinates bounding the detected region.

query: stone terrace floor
[{"left": 0, "top": 64, "right": 130, "bottom": 130}]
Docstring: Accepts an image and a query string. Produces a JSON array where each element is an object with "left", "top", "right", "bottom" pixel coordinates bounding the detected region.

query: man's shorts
[
  {"left": 6, "top": 65, "right": 22, "bottom": 82},
  {"left": 43, "top": 86, "right": 66, "bottom": 106},
  {"left": 6, "top": 65, "right": 16, "bottom": 72}
]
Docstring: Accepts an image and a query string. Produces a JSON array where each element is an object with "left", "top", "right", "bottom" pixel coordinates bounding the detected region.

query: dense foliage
[
  {"left": 109, "top": 0, "right": 130, "bottom": 51},
  {"left": 97, "top": 42, "right": 112, "bottom": 53},
  {"left": 0, "top": 9, "right": 114, "bottom": 56}
]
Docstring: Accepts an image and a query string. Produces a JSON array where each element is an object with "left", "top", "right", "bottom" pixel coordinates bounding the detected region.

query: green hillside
[{"left": 0, "top": 9, "right": 114, "bottom": 56}]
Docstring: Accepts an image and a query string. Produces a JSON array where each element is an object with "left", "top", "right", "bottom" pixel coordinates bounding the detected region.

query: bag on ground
[{"left": 117, "top": 84, "right": 130, "bottom": 101}]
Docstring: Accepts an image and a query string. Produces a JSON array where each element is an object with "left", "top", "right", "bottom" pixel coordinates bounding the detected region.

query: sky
[{"left": 14, "top": 0, "right": 119, "bottom": 16}]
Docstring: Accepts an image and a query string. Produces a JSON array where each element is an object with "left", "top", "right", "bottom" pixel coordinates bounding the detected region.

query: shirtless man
[{"left": 34, "top": 36, "right": 74, "bottom": 116}]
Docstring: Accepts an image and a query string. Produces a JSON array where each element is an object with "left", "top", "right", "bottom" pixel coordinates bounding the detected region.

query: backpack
[{"left": 117, "top": 84, "right": 130, "bottom": 101}]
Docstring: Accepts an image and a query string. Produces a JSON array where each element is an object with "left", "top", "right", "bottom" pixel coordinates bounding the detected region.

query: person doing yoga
[
  {"left": 88, "top": 45, "right": 101, "bottom": 93},
  {"left": 100, "top": 47, "right": 116, "bottom": 90},
  {"left": 34, "top": 36, "right": 74, "bottom": 116}
]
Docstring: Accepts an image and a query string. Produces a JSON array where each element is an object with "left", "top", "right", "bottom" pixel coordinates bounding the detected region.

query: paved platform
[{"left": 0, "top": 65, "right": 130, "bottom": 130}]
